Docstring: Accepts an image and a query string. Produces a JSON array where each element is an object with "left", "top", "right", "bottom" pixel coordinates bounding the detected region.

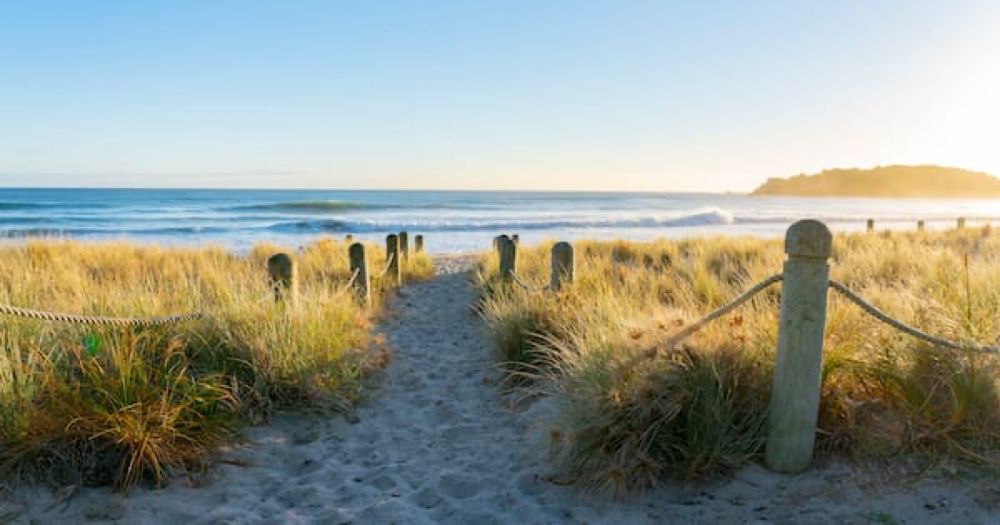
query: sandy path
[{"left": 3, "top": 257, "right": 997, "bottom": 524}]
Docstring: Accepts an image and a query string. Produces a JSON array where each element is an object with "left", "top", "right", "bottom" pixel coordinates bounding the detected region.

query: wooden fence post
[
  {"left": 346, "top": 234, "right": 353, "bottom": 243},
  {"left": 267, "top": 252, "right": 297, "bottom": 305},
  {"left": 866, "top": 219, "right": 874, "bottom": 233},
  {"left": 497, "top": 235, "right": 515, "bottom": 281},
  {"left": 766, "top": 219, "right": 832, "bottom": 473},
  {"left": 399, "top": 231, "right": 409, "bottom": 264},
  {"left": 386, "top": 234, "right": 402, "bottom": 286},
  {"left": 550, "top": 241, "right": 574, "bottom": 291},
  {"left": 917, "top": 220, "right": 924, "bottom": 232},
  {"left": 957, "top": 217, "right": 966, "bottom": 230},
  {"left": 512, "top": 234, "right": 520, "bottom": 245},
  {"left": 349, "top": 242, "right": 370, "bottom": 307},
  {"left": 415, "top": 234, "right": 424, "bottom": 253}
]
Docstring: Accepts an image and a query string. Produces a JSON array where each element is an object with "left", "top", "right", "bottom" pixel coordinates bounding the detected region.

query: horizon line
[{"left": 0, "top": 185, "right": 748, "bottom": 195}]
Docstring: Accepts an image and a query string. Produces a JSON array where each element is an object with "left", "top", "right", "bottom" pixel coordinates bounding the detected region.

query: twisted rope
[
  {"left": 509, "top": 270, "right": 549, "bottom": 293},
  {"left": 378, "top": 252, "right": 396, "bottom": 278},
  {"left": 636, "top": 273, "right": 783, "bottom": 360},
  {"left": 344, "top": 267, "right": 361, "bottom": 289},
  {"left": 0, "top": 304, "right": 204, "bottom": 327},
  {"left": 828, "top": 280, "right": 999, "bottom": 354},
  {"left": 335, "top": 267, "right": 363, "bottom": 294},
  {"left": 666, "top": 273, "right": 783, "bottom": 349}
]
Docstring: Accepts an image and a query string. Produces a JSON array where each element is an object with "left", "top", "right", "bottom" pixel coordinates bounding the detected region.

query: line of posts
[
  {"left": 266, "top": 231, "right": 424, "bottom": 308},
  {"left": 866, "top": 217, "right": 987, "bottom": 233},
  {"left": 490, "top": 219, "right": 956, "bottom": 475}
]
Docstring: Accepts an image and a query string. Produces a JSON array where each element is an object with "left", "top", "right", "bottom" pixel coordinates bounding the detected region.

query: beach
[
  {"left": 3, "top": 255, "right": 996, "bottom": 524},
  {"left": 4, "top": 1, "right": 1000, "bottom": 522}
]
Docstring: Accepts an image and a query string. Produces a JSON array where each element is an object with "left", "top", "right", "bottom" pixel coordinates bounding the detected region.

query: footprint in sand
[{"left": 438, "top": 473, "right": 483, "bottom": 499}]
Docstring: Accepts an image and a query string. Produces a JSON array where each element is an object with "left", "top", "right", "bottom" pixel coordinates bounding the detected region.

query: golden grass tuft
[
  {"left": 0, "top": 237, "right": 433, "bottom": 489},
  {"left": 477, "top": 230, "right": 1000, "bottom": 493}
]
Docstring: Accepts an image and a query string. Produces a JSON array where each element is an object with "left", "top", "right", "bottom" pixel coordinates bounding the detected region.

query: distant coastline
[{"left": 752, "top": 165, "right": 1000, "bottom": 198}]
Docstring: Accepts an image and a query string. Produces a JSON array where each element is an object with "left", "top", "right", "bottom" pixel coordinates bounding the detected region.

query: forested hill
[{"left": 752, "top": 165, "right": 1000, "bottom": 198}]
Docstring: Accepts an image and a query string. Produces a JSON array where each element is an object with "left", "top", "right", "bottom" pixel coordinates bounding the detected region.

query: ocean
[{"left": 0, "top": 188, "right": 997, "bottom": 253}]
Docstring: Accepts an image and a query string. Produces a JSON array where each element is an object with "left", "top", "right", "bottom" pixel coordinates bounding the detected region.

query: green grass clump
[
  {"left": 477, "top": 231, "right": 1000, "bottom": 493},
  {"left": 0, "top": 237, "right": 433, "bottom": 489}
]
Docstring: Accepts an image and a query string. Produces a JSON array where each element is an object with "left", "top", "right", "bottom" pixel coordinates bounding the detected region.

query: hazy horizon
[{"left": 2, "top": 1, "right": 999, "bottom": 191}]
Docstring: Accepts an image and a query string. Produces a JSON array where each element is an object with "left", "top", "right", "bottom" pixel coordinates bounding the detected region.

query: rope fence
[
  {"left": 378, "top": 252, "right": 396, "bottom": 278},
  {"left": 335, "top": 266, "right": 363, "bottom": 295},
  {"left": 344, "top": 267, "right": 362, "bottom": 289},
  {"left": 491, "top": 219, "right": 996, "bottom": 474},
  {"left": 661, "top": 273, "right": 783, "bottom": 351},
  {"left": 509, "top": 270, "right": 548, "bottom": 293},
  {"left": 828, "top": 279, "right": 999, "bottom": 354},
  {"left": 1, "top": 236, "right": 421, "bottom": 326},
  {"left": 0, "top": 304, "right": 204, "bottom": 327}
]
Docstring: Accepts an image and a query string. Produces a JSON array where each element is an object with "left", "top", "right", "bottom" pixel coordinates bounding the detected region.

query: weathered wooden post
[
  {"left": 550, "top": 241, "right": 574, "bottom": 291},
  {"left": 386, "top": 234, "right": 402, "bottom": 286},
  {"left": 512, "top": 234, "right": 520, "bottom": 245},
  {"left": 348, "top": 242, "right": 370, "bottom": 307},
  {"left": 399, "top": 231, "right": 409, "bottom": 264},
  {"left": 983, "top": 223, "right": 992, "bottom": 237},
  {"left": 957, "top": 217, "right": 966, "bottom": 230},
  {"left": 497, "top": 235, "right": 515, "bottom": 281},
  {"left": 917, "top": 220, "right": 925, "bottom": 232},
  {"left": 866, "top": 219, "right": 874, "bottom": 233},
  {"left": 267, "top": 252, "right": 297, "bottom": 305},
  {"left": 345, "top": 234, "right": 353, "bottom": 243},
  {"left": 415, "top": 234, "right": 424, "bottom": 253},
  {"left": 766, "top": 219, "right": 832, "bottom": 473}
]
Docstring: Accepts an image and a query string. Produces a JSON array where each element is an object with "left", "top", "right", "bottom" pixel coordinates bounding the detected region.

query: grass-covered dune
[
  {"left": 0, "top": 238, "right": 432, "bottom": 489},
  {"left": 477, "top": 230, "right": 999, "bottom": 494}
]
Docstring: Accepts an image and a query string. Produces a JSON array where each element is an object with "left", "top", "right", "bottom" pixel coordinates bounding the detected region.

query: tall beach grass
[
  {"left": 477, "top": 230, "right": 1000, "bottom": 494},
  {"left": 0, "top": 237, "right": 432, "bottom": 489}
]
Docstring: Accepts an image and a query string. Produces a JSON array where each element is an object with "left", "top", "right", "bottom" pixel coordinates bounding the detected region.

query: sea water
[{"left": 0, "top": 188, "right": 997, "bottom": 253}]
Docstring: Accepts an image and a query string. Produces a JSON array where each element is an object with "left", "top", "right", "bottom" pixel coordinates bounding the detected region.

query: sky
[{"left": 1, "top": 1, "right": 999, "bottom": 192}]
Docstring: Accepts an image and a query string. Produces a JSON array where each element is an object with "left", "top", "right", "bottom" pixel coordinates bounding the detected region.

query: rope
[
  {"left": 828, "top": 280, "right": 999, "bottom": 354},
  {"left": 634, "top": 273, "right": 783, "bottom": 360},
  {"left": 336, "top": 267, "right": 362, "bottom": 294},
  {"left": 345, "top": 267, "right": 361, "bottom": 289},
  {"left": 508, "top": 270, "right": 549, "bottom": 293},
  {"left": 0, "top": 304, "right": 204, "bottom": 327},
  {"left": 378, "top": 252, "right": 396, "bottom": 278},
  {"left": 663, "top": 273, "right": 783, "bottom": 349}
]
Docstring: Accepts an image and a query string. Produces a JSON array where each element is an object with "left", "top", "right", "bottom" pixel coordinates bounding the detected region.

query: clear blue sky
[{"left": 1, "top": 1, "right": 999, "bottom": 191}]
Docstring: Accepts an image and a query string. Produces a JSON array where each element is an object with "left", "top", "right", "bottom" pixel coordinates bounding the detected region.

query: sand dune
[{"left": 2, "top": 256, "right": 996, "bottom": 524}]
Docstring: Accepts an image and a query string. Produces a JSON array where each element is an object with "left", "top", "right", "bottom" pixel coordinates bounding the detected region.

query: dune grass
[
  {"left": 0, "top": 237, "right": 432, "bottom": 489},
  {"left": 477, "top": 230, "right": 1000, "bottom": 494}
]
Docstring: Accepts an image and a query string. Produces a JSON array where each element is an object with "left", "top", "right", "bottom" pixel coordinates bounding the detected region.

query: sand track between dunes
[{"left": 3, "top": 256, "right": 996, "bottom": 524}]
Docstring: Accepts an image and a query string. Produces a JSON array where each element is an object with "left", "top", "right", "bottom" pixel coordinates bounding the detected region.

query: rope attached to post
[
  {"left": 339, "top": 267, "right": 362, "bottom": 293},
  {"left": 509, "top": 270, "right": 549, "bottom": 293},
  {"left": 663, "top": 273, "right": 783, "bottom": 349},
  {"left": 377, "top": 252, "right": 396, "bottom": 278},
  {"left": 635, "top": 273, "right": 783, "bottom": 361},
  {"left": 828, "top": 280, "right": 999, "bottom": 354},
  {"left": 0, "top": 304, "right": 204, "bottom": 327}
]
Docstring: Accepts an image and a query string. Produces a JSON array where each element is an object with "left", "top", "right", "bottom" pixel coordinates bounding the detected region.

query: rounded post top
[
  {"left": 348, "top": 242, "right": 365, "bottom": 256},
  {"left": 785, "top": 220, "right": 832, "bottom": 259},
  {"left": 552, "top": 241, "right": 572, "bottom": 254},
  {"left": 267, "top": 252, "right": 293, "bottom": 271}
]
